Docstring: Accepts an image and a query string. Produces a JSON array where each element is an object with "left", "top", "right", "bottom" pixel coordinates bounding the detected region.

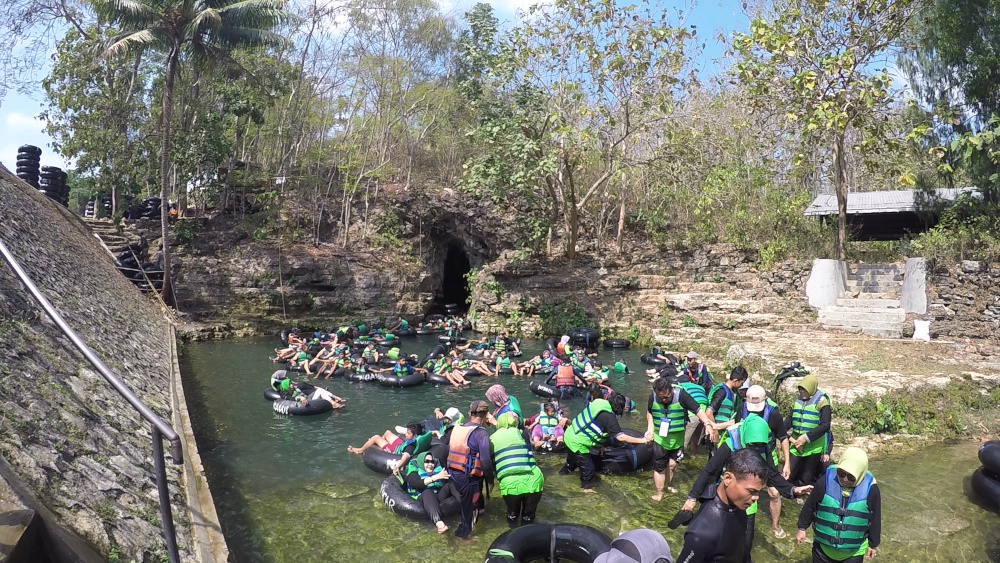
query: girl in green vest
[
  {"left": 796, "top": 447, "right": 881, "bottom": 563},
  {"left": 489, "top": 412, "right": 544, "bottom": 528}
]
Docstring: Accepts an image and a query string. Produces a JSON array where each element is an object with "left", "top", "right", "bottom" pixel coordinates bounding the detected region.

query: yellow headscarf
[
  {"left": 837, "top": 447, "right": 869, "bottom": 488},
  {"left": 497, "top": 412, "right": 517, "bottom": 429},
  {"left": 798, "top": 374, "right": 818, "bottom": 396}
]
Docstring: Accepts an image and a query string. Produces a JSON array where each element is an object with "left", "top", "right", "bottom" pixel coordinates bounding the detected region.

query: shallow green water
[{"left": 180, "top": 336, "right": 1000, "bottom": 562}]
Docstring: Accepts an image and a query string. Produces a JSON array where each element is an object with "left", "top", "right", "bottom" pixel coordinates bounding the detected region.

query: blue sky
[{"left": 0, "top": 0, "right": 747, "bottom": 173}]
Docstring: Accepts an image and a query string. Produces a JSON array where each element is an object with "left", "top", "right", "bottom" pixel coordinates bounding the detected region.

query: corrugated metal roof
[{"left": 803, "top": 187, "right": 978, "bottom": 216}]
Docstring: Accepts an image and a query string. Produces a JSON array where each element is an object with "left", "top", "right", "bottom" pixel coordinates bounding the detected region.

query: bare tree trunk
[
  {"left": 616, "top": 185, "right": 626, "bottom": 253},
  {"left": 158, "top": 42, "right": 180, "bottom": 306},
  {"left": 833, "top": 131, "right": 848, "bottom": 261}
]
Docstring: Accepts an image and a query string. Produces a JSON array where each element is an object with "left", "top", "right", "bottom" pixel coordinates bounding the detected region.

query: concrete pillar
[
  {"left": 901, "top": 257, "right": 927, "bottom": 314},
  {"left": 806, "top": 259, "right": 847, "bottom": 309}
]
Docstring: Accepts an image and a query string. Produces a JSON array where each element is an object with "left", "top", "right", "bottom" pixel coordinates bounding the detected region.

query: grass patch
[{"left": 853, "top": 350, "right": 890, "bottom": 372}]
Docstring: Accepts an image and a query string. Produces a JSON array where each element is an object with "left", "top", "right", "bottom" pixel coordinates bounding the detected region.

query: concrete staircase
[
  {"left": 817, "top": 263, "right": 906, "bottom": 338},
  {"left": 81, "top": 218, "right": 144, "bottom": 255}
]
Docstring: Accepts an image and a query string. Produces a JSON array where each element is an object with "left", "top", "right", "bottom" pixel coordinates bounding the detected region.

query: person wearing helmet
[{"left": 680, "top": 414, "right": 812, "bottom": 561}]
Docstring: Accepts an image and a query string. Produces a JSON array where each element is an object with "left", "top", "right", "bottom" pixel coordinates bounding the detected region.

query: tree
[
  {"left": 93, "top": 0, "right": 292, "bottom": 304},
  {"left": 459, "top": 0, "right": 691, "bottom": 259},
  {"left": 733, "top": 0, "right": 918, "bottom": 260}
]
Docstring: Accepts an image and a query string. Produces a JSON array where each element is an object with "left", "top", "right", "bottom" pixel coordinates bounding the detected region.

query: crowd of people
[{"left": 267, "top": 323, "right": 880, "bottom": 563}]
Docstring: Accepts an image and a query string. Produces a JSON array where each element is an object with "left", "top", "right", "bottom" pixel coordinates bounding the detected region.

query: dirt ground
[{"left": 657, "top": 326, "right": 1000, "bottom": 404}]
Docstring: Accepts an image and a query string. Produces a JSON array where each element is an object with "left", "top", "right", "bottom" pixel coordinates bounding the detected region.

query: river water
[{"left": 180, "top": 335, "right": 1000, "bottom": 562}]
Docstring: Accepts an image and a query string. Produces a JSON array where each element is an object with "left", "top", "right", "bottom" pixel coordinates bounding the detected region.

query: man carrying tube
[
  {"left": 447, "top": 400, "right": 495, "bottom": 539},
  {"left": 560, "top": 385, "right": 649, "bottom": 493}
]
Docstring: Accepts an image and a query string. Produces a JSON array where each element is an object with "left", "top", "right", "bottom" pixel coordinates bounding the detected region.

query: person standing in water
[
  {"left": 786, "top": 374, "right": 832, "bottom": 487},
  {"left": 796, "top": 447, "right": 881, "bottom": 563}
]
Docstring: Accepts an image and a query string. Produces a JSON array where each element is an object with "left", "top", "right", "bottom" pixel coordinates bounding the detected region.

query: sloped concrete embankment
[{"left": 0, "top": 166, "right": 209, "bottom": 560}]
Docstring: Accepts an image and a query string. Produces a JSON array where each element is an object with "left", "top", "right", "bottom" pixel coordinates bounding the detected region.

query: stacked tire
[
  {"left": 569, "top": 327, "right": 600, "bottom": 351},
  {"left": 973, "top": 441, "right": 1000, "bottom": 510},
  {"left": 39, "top": 166, "right": 68, "bottom": 207},
  {"left": 137, "top": 197, "right": 161, "bottom": 219},
  {"left": 15, "top": 145, "right": 41, "bottom": 189}
]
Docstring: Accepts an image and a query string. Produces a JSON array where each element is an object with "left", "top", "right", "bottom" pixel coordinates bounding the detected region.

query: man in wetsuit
[{"left": 675, "top": 448, "right": 767, "bottom": 563}]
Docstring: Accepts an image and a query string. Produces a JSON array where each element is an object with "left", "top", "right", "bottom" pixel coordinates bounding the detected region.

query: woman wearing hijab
[
  {"left": 485, "top": 384, "right": 523, "bottom": 427},
  {"left": 796, "top": 447, "right": 881, "bottom": 563},
  {"left": 489, "top": 412, "right": 544, "bottom": 528},
  {"left": 785, "top": 374, "right": 832, "bottom": 487}
]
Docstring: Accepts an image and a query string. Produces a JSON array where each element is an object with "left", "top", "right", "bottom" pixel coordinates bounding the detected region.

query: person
[
  {"left": 706, "top": 367, "right": 749, "bottom": 439},
  {"left": 388, "top": 316, "right": 410, "bottom": 332},
  {"left": 447, "top": 401, "right": 495, "bottom": 539},
  {"left": 493, "top": 349, "right": 520, "bottom": 377},
  {"left": 269, "top": 369, "right": 290, "bottom": 394},
  {"left": 440, "top": 359, "right": 472, "bottom": 386},
  {"left": 732, "top": 384, "right": 792, "bottom": 538},
  {"left": 561, "top": 386, "right": 649, "bottom": 493},
  {"left": 646, "top": 376, "right": 717, "bottom": 500},
  {"left": 431, "top": 407, "right": 464, "bottom": 440},
  {"left": 374, "top": 356, "right": 428, "bottom": 379},
  {"left": 796, "top": 447, "right": 881, "bottom": 563},
  {"left": 523, "top": 349, "right": 555, "bottom": 378},
  {"left": 528, "top": 402, "right": 567, "bottom": 450},
  {"left": 348, "top": 422, "right": 431, "bottom": 476},
  {"left": 402, "top": 452, "right": 459, "bottom": 534},
  {"left": 361, "top": 342, "right": 381, "bottom": 364},
  {"left": 682, "top": 414, "right": 813, "bottom": 560},
  {"left": 593, "top": 528, "right": 674, "bottom": 563},
  {"left": 557, "top": 335, "right": 570, "bottom": 356},
  {"left": 546, "top": 356, "right": 589, "bottom": 399},
  {"left": 786, "top": 374, "right": 832, "bottom": 488},
  {"left": 299, "top": 385, "right": 346, "bottom": 410},
  {"left": 675, "top": 448, "right": 768, "bottom": 563},
  {"left": 681, "top": 351, "right": 713, "bottom": 391},
  {"left": 485, "top": 384, "right": 522, "bottom": 427},
  {"left": 490, "top": 412, "right": 544, "bottom": 528}
]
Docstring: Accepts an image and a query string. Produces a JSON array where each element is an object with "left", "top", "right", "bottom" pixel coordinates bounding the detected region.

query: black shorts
[{"left": 652, "top": 442, "right": 684, "bottom": 472}]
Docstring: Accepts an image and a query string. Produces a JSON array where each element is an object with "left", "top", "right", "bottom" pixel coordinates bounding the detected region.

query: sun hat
[{"left": 745, "top": 385, "right": 768, "bottom": 413}]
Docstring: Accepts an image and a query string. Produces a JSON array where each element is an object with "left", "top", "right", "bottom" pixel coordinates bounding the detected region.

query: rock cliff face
[
  {"left": 928, "top": 260, "right": 1000, "bottom": 342},
  {"left": 0, "top": 167, "right": 187, "bottom": 559}
]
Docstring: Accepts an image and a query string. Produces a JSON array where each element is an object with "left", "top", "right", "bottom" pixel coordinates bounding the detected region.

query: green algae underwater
[{"left": 180, "top": 337, "right": 1000, "bottom": 562}]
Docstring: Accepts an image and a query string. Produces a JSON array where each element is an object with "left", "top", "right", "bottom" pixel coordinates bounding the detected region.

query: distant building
[{"left": 803, "top": 187, "right": 978, "bottom": 240}]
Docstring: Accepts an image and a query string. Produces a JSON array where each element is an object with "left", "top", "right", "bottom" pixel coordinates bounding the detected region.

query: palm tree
[{"left": 94, "top": 0, "right": 292, "bottom": 305}]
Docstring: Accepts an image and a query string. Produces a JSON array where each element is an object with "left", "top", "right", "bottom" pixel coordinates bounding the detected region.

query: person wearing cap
[
  {"left": 681, "top": 414, "right": 812, "bottom": 557},
  {"left": 706, "top": 366, "right": 749, "bottom": 456},
  {"left": 732, "top": 384, "right": 793, "bottom": 540},
  {"left": 490, "top": 412, "right": 544, "bottom": 528},
  {"left": 796, "top": 447, "right": 881, "bottom": 563},
  {"left": 681, "top": 351, "right": 713, "bottom": 391},
  {"left": 675, "top": 449, "right": 768, "bottom": 563},
  {"left": 785, "top": 374, "right": 832, "bottom": 488},
  {"left": 447, "top": 400, "right": 495, "bottom": 539},
  {"left": 645, "top": 376, "right": 716, "bottom": 501},
  {"left": 561, "top": 385, "right": 649, "bottom": 493},
  {"left": 348, "top": 422, "right": 431, "bottom": 476},
  {"left": 402, "top": 451, "right": 459, "bottom": 534},
  {"left": 593, "top": 529, "right": 673, "bottom": 563}
]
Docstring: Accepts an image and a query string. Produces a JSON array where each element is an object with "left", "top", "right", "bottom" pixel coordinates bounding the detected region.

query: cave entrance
[{"left": 437, "top": 243, "right": 471, "bottom": 314}]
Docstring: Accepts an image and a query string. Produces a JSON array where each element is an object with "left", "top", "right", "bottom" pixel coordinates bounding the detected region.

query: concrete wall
[
  {"left": 0, "top": 166, "right": 192, "bottom": 560},
  {"left": 805, "top": 259, "right": 847, "bottom": 309}
]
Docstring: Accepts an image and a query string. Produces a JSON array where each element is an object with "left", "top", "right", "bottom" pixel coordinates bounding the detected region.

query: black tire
[
  {"left": 17, "top": 145, "right": 41, "bottom": 155},
  {"left": 40, "top": 165, "right": 61, "bottom": 173},
  {"left": 603, "top": 338, "right": 631, "bottom": 349},
  {"left": 600, "top": 429, "right": 653, "bottom": 474},
  {"left": 395, "top": 328, "right": 416, "bottom": 337},
  {"left": 972, "top": 467, "right": 1000, "bottom": 510},
  {"left": 980, "top": 441, "right": 1000, "bottom": 475},
  {"left": 15, "top": 158, "right": 39, "bottom": 167},
  {"left": 485, "top": 524, "right": 612, "bottom": 563},
  {"left": 529, "top": 380, "right": 562, "bottom": 400},
  {"left": 377, "top": 371, "right": 425, "bottom": 388},
  {"left": 640, "top": 354, "right": 666, "bottom": 365},
  {"left": 263, "top": 388, "right": 282, "bottom": 401},
  {"left": 346, "top": 368, "right": 382, "bottom": 383},
  {"left": 272, "top": 398, "right": 334, "bottom": 416},
  {"left": 380, "top": 476, "right": 461, "bottom": 521},
  {"left": 426, "top": 372, "right": 450, "bottom": 385},
  {"left": 364, "top": 448, "right": 404, "bottom": 475}
]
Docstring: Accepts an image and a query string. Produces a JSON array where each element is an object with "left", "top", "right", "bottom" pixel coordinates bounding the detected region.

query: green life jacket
[
  {"left": 402, "top": 460, "right": 443, "bottom": 499},
  {"left": 709, "top": 383, "right": 737, "bottom": 422},
  {"left": 270, "top": 374, "right": 287, "bottom": 392},
  {"left": 493, "top": 336, "right": 506, "bottom": 350},
  {"left": 357, "top": 323, "right": 367, "bottom": 334},
  {"left": 537, "top": 408, "right": 560, "bottom": 435},
  {"left": 490, "top": 428, "right": 537, "bottom": 480},
  {"left": 362, "top": 347, "right": 376, "bottom": 359},
  {"left": 791, "top": 389, "right": 831, "bottom": 457},
  {"left": 400, "top": 319, "right": 409, "bottom": 329},
  {"left": 394, "top": 432, "right": 433, "bottom": 456},
  {"left": 496, "top": 357, "right": 511, "bottom": 369},
  {"left": 678, "top": 382, "right": 708, "bottom": 407},
  {"left": 386, "top": 347, "right": 400, "bottom": 360},
  {"left": 393, "top": 364, "right": 413, "bottom": 377},
  {"left": 564, "top": 399, "right": 613, "bottom": 453},
  {"left": 649, "top": 386, "right": 688, "bottom": 449},
  {"left": 814, "top": 466, "right": 875, "bottom": 555}
]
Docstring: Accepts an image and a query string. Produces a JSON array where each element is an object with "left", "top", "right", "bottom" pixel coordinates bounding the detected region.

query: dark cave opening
[{"left": 436, "top": 243, "right": 471, "bottom": 314}]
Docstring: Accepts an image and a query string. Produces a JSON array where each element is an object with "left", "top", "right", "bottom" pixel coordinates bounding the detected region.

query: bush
[{"left": 538, "top": 302, "right": 592, "bottom": 336}]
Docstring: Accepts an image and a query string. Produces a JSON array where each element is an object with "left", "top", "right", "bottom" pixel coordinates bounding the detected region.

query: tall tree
[
  {"left": 93, "top": 0, "right": 292, "bottom": 304},
  {"left": 733, "top": 0, "right": 918, "bottom": 260}
]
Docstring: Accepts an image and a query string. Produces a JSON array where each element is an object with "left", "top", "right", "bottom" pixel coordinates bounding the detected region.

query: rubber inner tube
[
  {"left": 546, "top": 338, "right": 559, "bottom": 354},
  {"left": 426, "top": 372, "right": 451, "bottom": 385},
  {"left": 263, "top": 388, "right": 282, "bottom": 401},
  {"left": 603, "top": 338, "right": 631, "bottom": 349},
  {"left": 346, "top": 369, "right": 382, "bottom": 383},
  {"left": 972, "top": 467, "right": 1000, "bottom": 510},
  {"left": 377, "top": 371, "right": 426, "bottom": 388},
  {"left": 415, "top": 329, "right": 434, "bottom": 335},
  {"left": 980, "top": 441, "right": 1000, "bottom": 474},
  {"left": 640, "top": 354, "right": 666, "bottom": 365},
  {"left": 380, "top": 475, "right": 461, "bottom": 521},
  {"left": 529, "top": 380, "right": 563, "bottom": 400},
  {"left": 395, "top": 328, "right": 416, "bottom": 337},
  {"left": 600, "top": 428, "right": 652, "bottom": 474},
  {"left": 272, "top": 398, "right": 334, "bottom": 416},
  {"left": 364, "top": 447, "right": 404, "bottom": 475},
  {"left": 498, "top": 367, "right": 515, "bottom": 376},
  {"left": 485, "top": 524, "right": 612, "bottom": 563}
]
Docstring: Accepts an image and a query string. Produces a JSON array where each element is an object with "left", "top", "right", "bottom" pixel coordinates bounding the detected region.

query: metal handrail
[{"left": 0, "top": 236, "right": 183, "bottom": 563}]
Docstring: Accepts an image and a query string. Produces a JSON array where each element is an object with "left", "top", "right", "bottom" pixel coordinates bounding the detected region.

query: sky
[{"left": 0, "top": 0, "right": 749, "bottom": 173}]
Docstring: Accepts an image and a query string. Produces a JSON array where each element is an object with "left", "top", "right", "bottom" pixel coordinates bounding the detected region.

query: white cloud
[{"left": 4, "top": 112, "right": 45, "bottom": 131}]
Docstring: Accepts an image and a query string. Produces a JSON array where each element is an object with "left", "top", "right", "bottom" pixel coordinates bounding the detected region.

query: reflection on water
[{"left": 181, "top": 336, "right": 1000, "bottom": 562}]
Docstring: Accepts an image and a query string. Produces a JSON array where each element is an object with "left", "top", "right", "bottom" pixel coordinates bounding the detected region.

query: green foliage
[
  {"left": 657, "top": 304, "right": 672, "bottom": 328},
  {"left": 839, "top": 379, "right": 1000, "bottom": 436},
  {"left": 370, "top": 212, "right": 407, "bottom": 250},
  {"left": 482, "top": 279, "right": 505, "bottom": 301},
  {"left": 538, "top": 302, "right": 592, "bottom": 336},
  {"left": 682, "top": 315, "right": 696, "bottom": 328},
  {"left": 612, "top": 276, "right": 639, "bottom": 290},
  {"left": 173, "top": 219, "right": 199, "bottom": 245},
  {"left": 724, "top": 319, "right": 737, "bottom": 331},
  {"left": 464, "top": 267, "right": 481, "bottom": 305}
]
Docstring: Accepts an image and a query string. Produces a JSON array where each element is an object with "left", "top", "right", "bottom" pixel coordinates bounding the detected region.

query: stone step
[
  {"left": 845, "top": 284, "right": 901, "bottom": 294},
  {"left": 843, "top": 292, "right": 898, "bottom": 300},
  {"left": 850, "top": 263, "right": 902, "bottom": 274},
  {"left": 821, "top": 324, "right": 902, "bottom": 338},
  {"left": 846, "top": 274, "right": 903, "bottom": 282},
  {"left": 818, "top": 307, "right": 906, "bottom": 321},
  {"left": 836, "top": 298, "right": 901, "bottom": 308}
]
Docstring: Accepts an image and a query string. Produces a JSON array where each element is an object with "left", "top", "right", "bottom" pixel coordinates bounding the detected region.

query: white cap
[
  {"left": 686, "top": 350, "right": 698, "bottom": 359},
  {"left": 739, "top": 379, "right": 752, "bottom": 390},
  {"left": 745, "top": 385, "right": 767, "bottom": 413},
  {"left": 394, "top": 425, "right": 407, "bottom": 434},
  {"left": 444, "top": 407, "right": 461, "bottom": 420}
]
